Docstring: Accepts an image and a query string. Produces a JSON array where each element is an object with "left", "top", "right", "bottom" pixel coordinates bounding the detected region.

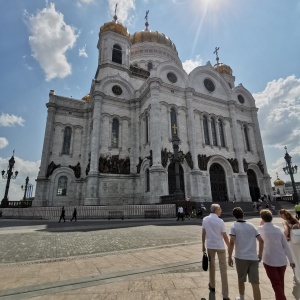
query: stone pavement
[{"left": 0, "top": 217, "right": 299, "bottom": 300}]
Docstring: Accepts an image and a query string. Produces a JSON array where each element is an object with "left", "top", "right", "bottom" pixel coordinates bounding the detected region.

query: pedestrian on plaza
[
  {"left": 58, "top": 206, "right": 66, "bottom": 223},
  {"left": 70, "top": 207, "right": 77, "bottom": 221},
  {"left": 177, "top": 205, "right": 184, "bottom": 221},
  {"left": 202, "top": 203, "right": 230, "bottom": 300},
  {"left": 228, "top": 207, "right": 264, "bottom": 300},
  {"left": 258, "top": 209, "right": 295, "bottom": 300},
  {"left": 295, "top": 202, "right": 300, "bottom": 220},
  {"left": 279, "top": 209, "right": 300, "bottom": 241}
]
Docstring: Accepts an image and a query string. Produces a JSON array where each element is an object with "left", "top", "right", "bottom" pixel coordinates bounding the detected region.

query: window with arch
[
  {"left": 203, "top": 116, "right": 210, "bottom": 145},
  {"left": 57, "top": 176, "right": 67, "bottom": 196},
  {"left": 62, "top": 126, "right": 72, "bottom": 155},
  {"left": 211, "top": 119, "right": 218, "bottom": 146},
  {"left": 111, "top": 118, "right": 119, "bottom": 148},
  {"left": 145, "top": 168, "right": 150, "bottom": 192},
  {"left": 244, "top": 125, "right": 251, "bottom": 151},
  {"left": 147, "top": 62, "right": 153, "bottom": 71},
  {"left": 145, "top": 115, "right": 149, "bottom": 143},
  {"left": 112, "top": 44, "right": 122, "bottom": 64},
  {"left": 170, "top": 108, "right": 178, "bottom": 137},
  {"left": 219, "top": 121, "right": 226, "bottom": 147}
]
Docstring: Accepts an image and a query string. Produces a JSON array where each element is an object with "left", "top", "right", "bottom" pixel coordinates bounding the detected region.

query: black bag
[{"left": 202, "top": 252, "right": 208, "bottom": 271}]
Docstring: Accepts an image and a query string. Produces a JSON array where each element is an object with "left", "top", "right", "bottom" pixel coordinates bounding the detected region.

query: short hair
[
  {"left": 233, "top": 207, "right": 244, "bottom": 219},
  {"left": 260, "top": 209, "right": 273, "bottom": 222},
  {"left": 211, "top": 203, "right": 221, "bottom": 213}
]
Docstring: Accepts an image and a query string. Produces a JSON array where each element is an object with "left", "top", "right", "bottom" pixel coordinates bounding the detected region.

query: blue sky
[{"left": 0, "top": 0, "right": 299, "bottom": 200}]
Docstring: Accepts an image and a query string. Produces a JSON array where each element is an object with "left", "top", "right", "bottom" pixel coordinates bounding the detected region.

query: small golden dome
[
  {"left": 81, "top": 94, "right": 90, "bottom": 102},
  {"left": 274, "top": 177, "right": 284, "bottom": 186},
  {"left": 130, "top": 31, "right": 177, "bottom": 52},
  {"left": 214, "top": 63, "right": 233, "bottom": 76},
  {"left": 100, "top": 20, "right": 129, "bottom": 37}
]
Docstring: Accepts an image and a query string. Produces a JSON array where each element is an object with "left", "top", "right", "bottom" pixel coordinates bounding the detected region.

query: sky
[{"left": 0, "top": 0, "right": 299, "bottom": 201}]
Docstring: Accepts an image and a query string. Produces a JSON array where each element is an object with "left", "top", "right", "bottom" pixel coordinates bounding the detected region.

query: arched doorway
[
  {"left": 247, "top": 169, "right": 260, "bottom": 202},
  {"left": 209, "top": 163, "right": 228, "bottom": 202},
  {"left": 168, "top": 162, "right": 185, "bottom": 195}
]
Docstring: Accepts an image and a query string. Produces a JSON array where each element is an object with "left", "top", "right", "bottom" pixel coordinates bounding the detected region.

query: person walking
[
  {"left": 258, "top": 209, "right": 295, "bottom": 300},
  {"left": 295, "top": 202, "right": 300, "bottom": 220},
  {"left": 70, "top": 207, "right": 77, "bottom": 221},
  {"left": 177, "top": 206, "right": 184, "bottom": 221},
  {"left": 228, "top": 207, "right": 264, "bottom": 300},
  {"left": 58, "top": 206, "right": 66, "bottom": 223},
  {"left": 279, "top": 209, "right": 300, "bottom": 241},
  {"left": 202, "top": 203, "right": 230, "bottom": 300}
]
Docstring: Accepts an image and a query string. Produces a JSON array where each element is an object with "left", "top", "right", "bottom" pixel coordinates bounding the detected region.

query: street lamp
[
  {"left": 21, "top": 176, "right": 33, "bottom": 200},
  {"left": 283, "top": 146, "right": 298, "bottom": 203},
  {"left": 1, "top": 151, "right": 18, "bottom": 206}
]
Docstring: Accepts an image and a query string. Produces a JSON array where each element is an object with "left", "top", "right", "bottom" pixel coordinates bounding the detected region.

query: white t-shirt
[
  {"left": 229, "top": 220, "right": 260, "bottom": 260},
  {"left": 202, "top": 213, "right": 226, "bottom": 250},
  {"left": 178, "top": 207, "right": 183, "bottom": 213},
  {"left": 258, "top": 223, "right": 294, "bottom": 266}
]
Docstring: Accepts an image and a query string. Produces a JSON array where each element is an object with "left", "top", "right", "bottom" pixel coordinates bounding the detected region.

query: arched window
[
  {"left": 170, "top": 108, "right": 178, "bottom": 137},
  {"left": 62, "top": 126, "right": 72, "bottom": 154},
  {"left": 145, "top": 168, "right": 150, "bottom": 192},
  {"left": 203, "top": 116, "right": 210, "bottom": 145},
  {"left": 211, "top": 119, "right": 218, "bottom": 146},
  {"left": 57, "top": 176, "right": 67, "bottom": 196},
  {"left": 147, "top": 62, "right": 153, "bottom": 71},
  {"left": 112, "top": 44, "right": 122, "bottom": 64},
  {"left": 219, "top": 121, "right": 226, "bottom": 147},
  {"left": 145, "top": 115, "right": 149, "bottom": 143},
  {"left": 111, "top": 118, "right": 119, "bottom": 148},
  {"left": 244, "top": 126, "right": 251, "bottom": 151}
]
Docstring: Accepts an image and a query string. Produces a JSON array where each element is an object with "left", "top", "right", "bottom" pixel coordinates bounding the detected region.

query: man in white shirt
[
  {"left": 177, "top": 206, "right": 184, "bottom": 221},
  {"left": 228, "top": 207, "right": 264, "bottom": 300},
  {"left": 202, "top": 203, "right": 230, "bottom": 300}
]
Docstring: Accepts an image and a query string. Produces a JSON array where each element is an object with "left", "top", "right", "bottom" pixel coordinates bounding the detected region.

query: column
[
  {"left": 130, "top": 101, "right": 140, "bottom": 173},
  {"left": 207, "top": 117, "right": 213, "bottom": 148}
]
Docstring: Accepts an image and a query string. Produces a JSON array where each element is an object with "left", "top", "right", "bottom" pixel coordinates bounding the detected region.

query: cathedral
[{"left": 34, "top": 11, "right": 272, "bottom": 207}]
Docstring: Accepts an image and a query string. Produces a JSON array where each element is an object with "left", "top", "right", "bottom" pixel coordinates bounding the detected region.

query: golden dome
[
  {"left": 100, "top": 20, "right": 129, "bottom": 37},
  {"left": 274, "top": 177, "right": 284, "bottom": 186},
  {"left": 81, "top": 94, "right": 90, "bottom": 102},
  {"left": 214, "top": 63, "right": 233, "bottom": 76},
  {"left": 130, "top": 30, "right": 177, "bottom": 52}
]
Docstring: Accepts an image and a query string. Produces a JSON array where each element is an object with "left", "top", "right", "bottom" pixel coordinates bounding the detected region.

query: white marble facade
[{"left": 34, "top": 15, "right": 272, "bottom": 207}]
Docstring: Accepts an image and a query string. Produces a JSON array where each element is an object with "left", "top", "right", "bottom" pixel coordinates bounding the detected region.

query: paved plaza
[{"left": 0, "top": 216, "right": 299, "bottom": 299}]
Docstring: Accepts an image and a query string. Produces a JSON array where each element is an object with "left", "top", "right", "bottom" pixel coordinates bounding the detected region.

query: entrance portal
[
  {"left": 247, "top": 169, "right": 260, "bottom": 202},
  {"left": 209, "top": 163, "right": 228, "bottom": 202},
  {"left": 168, "top": 162, "right": 185, "bottom": 195}
]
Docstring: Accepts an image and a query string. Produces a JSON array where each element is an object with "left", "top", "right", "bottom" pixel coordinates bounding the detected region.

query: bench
[
  {"left": 144, "top": 210, "right": 161, "bottom": 219},
  {"left": 108, "top": 211, "right": 124, "bottom": 220}
]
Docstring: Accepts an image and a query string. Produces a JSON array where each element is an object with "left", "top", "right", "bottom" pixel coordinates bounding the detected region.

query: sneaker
[{"left": 208, "top": 283, "right": 215, "bottom": 292}]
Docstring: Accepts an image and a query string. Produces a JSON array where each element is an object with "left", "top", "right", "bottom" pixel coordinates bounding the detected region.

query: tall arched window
[
  {"left": 57, "top": 176, "right": 67, "bottom": 196},
  {"left": 145, "top": 115, "right": 149, "bottom": 143},
  {"left": 145, "top": 168, "right": 150, "bottom": 192},
  {"left": 211, "top": 119, "right": 218, "bottom": 146},
  {"left": 170, "top": 108, "right": 178, "bottom": 137},
  {"left": 219, "top": 121, "right": 226, "bottom": 147},
  {"left": 203, "top": 116, "right": 210, "bottom": 145},
  {"left": 62, "top": 126, "right": 72, "bottom": 154},
  {"left": 112, "top": 44, "right": 122, "bottom": 64},
  {"left": 147, "top": 62, "right": 153, "bottom": 71},
  {"left": 244, "top": 126, "right": 251, "bottom": 151},
  {"left": 111, "top": 118, "right": 119, "bottom": 148}
]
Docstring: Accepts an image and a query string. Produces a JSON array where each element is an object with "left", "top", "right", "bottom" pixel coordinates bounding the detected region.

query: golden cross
[{"left": 172, "top": 124, "right": 177, "bottom": 135}]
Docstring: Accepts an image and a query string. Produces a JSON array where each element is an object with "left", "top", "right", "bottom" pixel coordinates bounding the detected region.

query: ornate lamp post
[
  {"left": 170, "top": 124, "right": 184, "bottom": 201},
  {"left": 1, "top": 151, "right": 18, "bottom": 206},
  {"left": 283, "top": 146, "right": 298, "bottom": 203},
  {"left": 21, "top": 176, "right": 33, "bottom": 200}
]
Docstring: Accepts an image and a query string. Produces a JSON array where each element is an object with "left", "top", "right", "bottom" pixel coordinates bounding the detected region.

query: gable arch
[{"left": 233, "top": 85, "right": 256, "bottom": 108}]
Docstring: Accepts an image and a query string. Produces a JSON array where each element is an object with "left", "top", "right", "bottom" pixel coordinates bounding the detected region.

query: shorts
[{"left": 235, "top": 257, "right": 259, "bottom": 284}]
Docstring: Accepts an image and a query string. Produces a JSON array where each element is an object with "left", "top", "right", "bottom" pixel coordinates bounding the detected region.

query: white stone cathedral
[{"left": 34, "top": 12, "right": 272, "bottom": 207}]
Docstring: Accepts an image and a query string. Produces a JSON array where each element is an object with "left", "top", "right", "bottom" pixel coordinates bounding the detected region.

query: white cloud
[
  {"left": 79, "top": 45, "right": 88, "bottom": 57},
  {"left": 0, "top": 113, "right": 25, "bottom": 127},
  {"left": 253, "top": 75, "right": 300, "bottom": 150},
  {"left": 0, "top": 137, "right": 8, "bottom": 149},
  {"left": 78, "top": 0, "right": 94, "bottom": 4},
  {"left": 0, "top": 156, "right": 40, "bottom": 201},
  {"left": 108, "top": 0, "right": 135, "bottom": 23},
  {"left": 26, "top": 3, "right": 78, "bottom": 81},
  {"left": 182, "top": 55, "right": 202, "bottom": 74}
]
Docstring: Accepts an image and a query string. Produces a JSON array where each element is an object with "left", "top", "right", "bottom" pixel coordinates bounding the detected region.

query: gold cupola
[
  {"left": 81, "top": 94, "right": 90, "bottom": 102},
  {"left": 214, "top": 62, "right": 233, "bottom": 76},
  {"left": 100, "top": 11, "right": 129, "bottom": 37},
  {"left": 274, "top": 175, "right": 285, "bottom": 186}
]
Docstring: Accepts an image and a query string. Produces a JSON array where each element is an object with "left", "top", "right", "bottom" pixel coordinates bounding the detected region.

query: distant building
[
  {"left": 273, "top": 175, "right": 285, "bottom": 196},
  {"left": 284, "top": 181, "right": 300, "bottom": 196},
  {"left": 34, "top": 11, "right": 271, "bottom": 207}
]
